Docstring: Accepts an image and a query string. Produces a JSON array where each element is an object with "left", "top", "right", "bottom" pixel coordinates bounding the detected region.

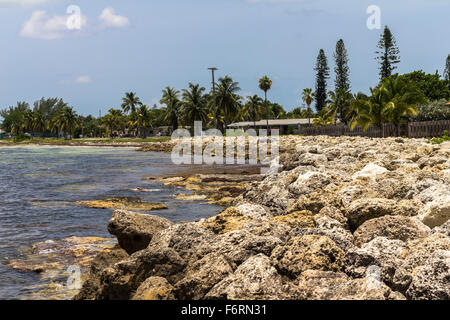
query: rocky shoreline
[{"left": 75, "top": 136, "right": 450, "bottom": 300}]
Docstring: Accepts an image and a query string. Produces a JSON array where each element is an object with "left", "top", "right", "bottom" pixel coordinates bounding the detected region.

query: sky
[{"left": 0, "top": 0, "right": 449, "bottom": 116}]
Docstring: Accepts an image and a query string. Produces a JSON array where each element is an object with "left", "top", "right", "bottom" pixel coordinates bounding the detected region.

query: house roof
[
  {"left": 0, "top": 129, "right": 5, "bottom": 134},
  {"left": 228, "top": 119, "right": 315, "bottom": 128},
  {"left": 445, "top": 102, "right": 450, "bottom": 106}
]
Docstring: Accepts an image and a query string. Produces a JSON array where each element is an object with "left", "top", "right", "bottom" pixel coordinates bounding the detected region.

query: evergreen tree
[
  {"left": 334, "top": 39, "right": 350, "bottom": 93},
  {"left": 444, "top": 54, "right": 450, "bottom": 82},
  {"left": 314, "top": 49, "right": 330, "bottom": 112},
  {"left": 376, "top": 26, "right": 400, "bottom": 80}
]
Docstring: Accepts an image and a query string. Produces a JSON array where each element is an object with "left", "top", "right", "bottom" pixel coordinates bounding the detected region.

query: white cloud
[
  {"left": 98, "top": 7, "right": 130, "bottom": 29},
  {"left": 75, "top": 75, "right": 92, "bottom": 84},
  {"left": 20, "top": 10, "right": 87, "bottom": 40}
]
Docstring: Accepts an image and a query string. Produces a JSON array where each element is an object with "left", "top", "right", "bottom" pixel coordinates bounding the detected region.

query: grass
[
  {"left": 0, "top": 136, "right": 171, "bottom": 145},
  {"left": 427, "top": 130, "right": 450, "bottom": 145}
]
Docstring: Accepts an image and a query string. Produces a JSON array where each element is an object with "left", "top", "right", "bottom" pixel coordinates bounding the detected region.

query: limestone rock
[
  {"left": 205, "top": 254, "right": 285, "bottom": 300},
  {"left": 200, "top": 207, "right": 253, "bottom": 234},
  {"left": 419, "top": 195, "right": 450, "bottom": 228},
  {"left": 271, "top": 235, "right": 345, "bottom": 278},
  {"left": 108, "top": 210, "right": 173, "bottom": 254},
  {"left": 345, "top": 198, "right": 419, "bottom": 230},
  {"left": 270, "top": 211, "right": 316, "bottom": 229},
  {"left": 174, "top": 253, "right": 233, "bottom": 300},
  {"left": 353, "top": 216, "right": 431, "bottom": 247},
  {"left": 131, "top": 277, "right": 175, "bottom": 300}
]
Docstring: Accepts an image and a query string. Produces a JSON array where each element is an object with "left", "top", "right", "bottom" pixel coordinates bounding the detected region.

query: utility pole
[{"left": 208, "top": 67, "right": 218, "bottom": 131}]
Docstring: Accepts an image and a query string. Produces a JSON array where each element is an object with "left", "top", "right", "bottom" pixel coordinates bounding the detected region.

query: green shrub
[
  {"left": 414, "top": 100, "right": 450, "bottom": 121},
  {"left": 428, "top": 130, "right": 450, "bottom": 145}
]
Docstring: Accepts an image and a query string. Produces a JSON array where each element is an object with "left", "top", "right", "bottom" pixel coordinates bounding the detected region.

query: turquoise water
[{"left": 0, "top": 146, "right": 222, "bottom": 299}]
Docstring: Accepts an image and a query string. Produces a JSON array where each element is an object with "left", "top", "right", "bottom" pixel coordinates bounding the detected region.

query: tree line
[{"left": 1, "top": 26, "right": 450, "bottom": 138}]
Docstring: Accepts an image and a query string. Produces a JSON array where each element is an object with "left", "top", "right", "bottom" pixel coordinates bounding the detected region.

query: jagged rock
[
  {"left": 235, "top": 202, "right": 271, "bottom": 219},
  {"left": 318, "top": 206, "right": 348, "bottom": 225},
  {"left": 288, "top": 171, "right": 330, "bottom": 196},
  {"left": 96, "top": 246, "right": 186, "bottom": 300},
  {"left": 74, "top": 248, "right": 129, "bottom": 300},
  {"left": 345, "top": 198, "right": 419, "bottom": 230},
  {"left": 352, "top": 163, "right": 388, "bottom": 182},
  {"left": 297, "top": 153, "right": 328, "bottom": 167},
  {"left": 205, "top": 254, "right": 285, "bottom": 300},
  {"left": 108, "top": 210, "right": 173, "bottom": 254},
  {"left": 149, "top": 222, "right": 216, "bottom": 261},
  {"left": 393, "top": 233, "right": 450, "bottom": 293},
  {"left": 419, "top": 195, "right": 450, "bottom": 228},
  {"left": 174, "top": 253, "right": 233, "bottom": 300},
  {"left": 271, "top": 235, "right": 345, "bottom": 278},
  {"left": 434, "top": 220, "right": 450, "bottom": 236},
  {"left": 406, "top": 250, "right": 450, "bottom": 300},
  {"left": 344, "top": 237, "right": 406, "bottom": 285},
  {"left": 131, "top": 277, "right": 175, "bottom": 300},
  {"left": 295, "top": 270, "right": 405, "bottom": 300},
  {"left": 353, "top": 216, "right": 431, "bottom": 247},
  {"left": 288, "top": 190, "right": 343, "bottom": 214},
  {"left": 270, "top": 211, "right": 316, "bottom": 229},
  {"left": 200, "top": 207, "right": 253, "bottom": 234},
  {"left": 240, "top": 219, "right": 292, "bottom": 242},
  {"left": 196, "top": 229, "right": 282, "bottom": 270}
]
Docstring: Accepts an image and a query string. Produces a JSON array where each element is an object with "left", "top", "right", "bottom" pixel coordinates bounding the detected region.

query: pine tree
[
  {"left": 444, "top": 54, "right": 450, "bottom": 82},
  {"left": 314, "top": 49, "right": 330, "bottom": 112},
  {"left": 376, "top": 26, "right": 400, "bottom": 80},
  {"left": 334, "top": 39, "right": 350, "bottom": 93}
]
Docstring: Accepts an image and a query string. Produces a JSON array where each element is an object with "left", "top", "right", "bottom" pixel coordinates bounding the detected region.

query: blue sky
[{"left": 0, "top": 0, "right": 449, "bottom": 116}]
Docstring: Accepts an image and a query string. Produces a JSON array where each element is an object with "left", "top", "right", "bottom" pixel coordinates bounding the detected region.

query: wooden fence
[{"left": 298, "top": 120, "right": 450, "bottom": 138}]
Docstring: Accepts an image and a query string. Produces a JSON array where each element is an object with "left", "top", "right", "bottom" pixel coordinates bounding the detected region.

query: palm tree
[
  {"left": 181, "top": 83, "right": 208, "bottom": 131},
  {"left": 134, "top": 105, "right": 153, "bottom": 138},
  {"left": 160, "top": 87, "right": 180, "bottom": 133},
  {"left": 379, "top": 77, "right": 426, "bottom": 136},
  {"left": 33, "top": 109, "right": 47, "bottom": 137},
  {"left": 23, "top": 110, "right": 34, "bottom": 136},
  {"left": 53, "top": 107, "right": 78, "bottom": 139},
  {"left": 302, "top": 88, "right": 315, "bottom": 127},
  {"left": 121, "top": 92, "right": 142, "bottom": 115},
  {"left": 216, "top": 76, "right": 242, "bottom": 130},
  {"left": 259, "top": 76, "right": 273, "bottom": 132},
  {"left": 102, "top": 109, "right": 124, "bottom": 138},
  {"left": 350, "top": 77, "right": 425, "bottom": 136},
  {"left": 326, "top": 89, "right": 353, "bottom": 125},
  {"left": 245, "top": 95, "right": 263, "bottom": 128}
]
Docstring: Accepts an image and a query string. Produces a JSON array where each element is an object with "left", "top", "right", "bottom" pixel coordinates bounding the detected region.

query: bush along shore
[{"left": 75, "top": 136, "right": 450, "bottom": 300}]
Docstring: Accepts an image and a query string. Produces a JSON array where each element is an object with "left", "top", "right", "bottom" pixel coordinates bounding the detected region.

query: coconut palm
[
  {"left": 326, "top": 89, "right": 353, "bottom": 125},
  {"left": 302, "top": 88, "right": 315, "bottom": 126},
  {"left": 379, "top": 77, "right": 426, "bottom": 136},
  {"left": 121, "top": 92, "right": 142, "bottom": 115},
  {"left": 350, "top": 77, "right": 425, "bottom": 136},
  {"left": 245, "top": 95, "right": 263, "bottom": 128},
  {"left": 181, "top": 83, "right": 208, "bottom": 130},
  {"left": 102, "top": 109, "right": 124, "bottom": 138},
  {"left": 216, "top": 76, "right": 242, "bottom": 129},
  {"left": 33, "top": 109, "right": 47, "bottom": 137},
  {"left": 160, "top": 87, "right": 180, "bottom": 133},
  {"left": 259, "top": 76, "right": 273, "bottom": 132},
  {"left": 134, "top": 105, "right": 153, "bottom": 138},
  {"left": 53, "top": 107, "right": 78, "bottom": 139}
]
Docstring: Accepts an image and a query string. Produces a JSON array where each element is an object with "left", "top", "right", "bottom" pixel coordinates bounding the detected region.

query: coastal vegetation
[{"left": 1, "top": 26, "right": 449, "bottom": 140}]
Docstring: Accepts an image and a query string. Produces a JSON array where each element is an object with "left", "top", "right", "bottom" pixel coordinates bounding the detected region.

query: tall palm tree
[
  {"left": 23, "top": 110, "right": 34, "bottom": 136},
  {"left": 216, "top": 76, "right": 242, "bottom": 129},
  {"left": 33, "top": 109, "right": 47, "bottom": 137},
  {"left": 134, "top": 105, "right": 153, "bottom": 138},
  {"left": 181, "top": 83, "right": 208, "bottom": 131},
  {"left": 302, "top": 88, "right": 315, "bottom": 127},
  {"left": 160, "top": 87, "right": 180, "bottom": 133},
  {"left": 53, "top": 107, "right": 78, "bottom": 139},
  {"left": 121, "top": 92, "right": 142, "bottom": 115},
  {"left": 245, "top": 95, "right": 263, "bottom": 128},
  {"left": 259, "top": 76, "right": 273, "bottom": 132},
  {"left": 102, "top": 108, "right": 124, "bottom": 138},
  {"left": 326, "top": 89, "right": 353, "bottom": 125}
]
